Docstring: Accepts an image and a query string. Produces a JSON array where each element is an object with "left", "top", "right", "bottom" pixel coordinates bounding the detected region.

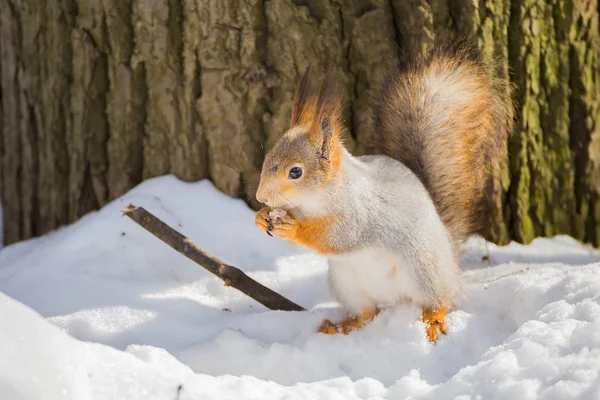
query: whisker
[{"left": 277, "top": 191, "right": 298, "bottom": 209}]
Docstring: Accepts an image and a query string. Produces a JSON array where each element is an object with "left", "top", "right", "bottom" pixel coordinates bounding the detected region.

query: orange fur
[
  {"left": 289, "top": 68, "right": 345, "bottom": 182},
  {"left": 318, "top": 308, "right": 380, "bottom": 335},
  {"left": 293, "top": 215, "right": 339, "bottom": 254},
  {"left": 421, "top": 304, "right": 448, "bottom": 342},
  {"left": 293, "top": 96, "right": 344, "bottom": 142},
  {"left": 294, "top": 97, "right": 319, "bottom": 128},
  {"left": 373, "top": 47, "right": 514, "bottom": 242},
  {"left": 255, "top": 207, "right": 338, "bottom": 254},
  {"left": 322, "top": 134, "right": 343, "bottom": 182},
  {"left": 278, "top": 184, "right": 301, "bottom": 202}
]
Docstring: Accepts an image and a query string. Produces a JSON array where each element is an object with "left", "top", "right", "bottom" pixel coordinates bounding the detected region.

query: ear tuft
[
  {"left": 309, "top": 69, "right": 339, "bottom": 134},
  {"left": 290, "top": 66, "right": 313, "bottom": 127}
]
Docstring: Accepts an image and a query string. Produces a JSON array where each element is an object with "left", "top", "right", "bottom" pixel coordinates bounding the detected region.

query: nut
[{"left": 268, "top": 208, "right": 288, "bottom": 224}]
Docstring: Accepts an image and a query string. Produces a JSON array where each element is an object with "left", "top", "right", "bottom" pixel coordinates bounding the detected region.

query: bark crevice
[{"left": 0, "top": 0, "right": 599, "bottom": 247}]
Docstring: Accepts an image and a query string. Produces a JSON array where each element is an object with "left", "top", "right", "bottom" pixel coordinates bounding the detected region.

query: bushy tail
[{"left": 372, "top": 46, "right": 514, "bottom": 242}]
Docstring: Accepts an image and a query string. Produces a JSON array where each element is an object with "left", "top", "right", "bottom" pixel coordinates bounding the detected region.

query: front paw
[
  {"left": 254, "top": 207, "right": 273, "bottom": 236},
  {"left": 255, "top": 208, "right": 299, "bottom": 241},
  {"left": 268, "top": 209, "right": 299, "bottom": 241}
]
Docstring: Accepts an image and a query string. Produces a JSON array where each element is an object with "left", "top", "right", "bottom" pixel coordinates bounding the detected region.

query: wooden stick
[{"left": 122, "top": 204, "right": 306, "bottom": 312}]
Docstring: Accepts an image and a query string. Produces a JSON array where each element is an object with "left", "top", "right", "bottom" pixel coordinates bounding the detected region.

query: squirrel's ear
[
  {"left": 290, "top": 66, "right": 312, "bottom": 127},
  {"left": 320, "top": 114, "right": 335, "bottom": 160},
  {"left": 321, "top": 114, "right": 333, "bottom": 139}
]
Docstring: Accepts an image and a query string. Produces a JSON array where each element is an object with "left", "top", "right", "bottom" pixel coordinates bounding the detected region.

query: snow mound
[{"left": 1, "top": 176, "right": 599, "bottom": 399}]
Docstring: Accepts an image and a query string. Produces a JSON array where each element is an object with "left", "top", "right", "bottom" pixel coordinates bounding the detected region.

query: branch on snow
[{"left": 122, "top": 204, "right": 306, "bottom": 312}]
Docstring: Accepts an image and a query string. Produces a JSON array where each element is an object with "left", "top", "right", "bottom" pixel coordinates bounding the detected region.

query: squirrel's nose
[{"left": 256, "top": 186, "right": 269, "bottom": 205}]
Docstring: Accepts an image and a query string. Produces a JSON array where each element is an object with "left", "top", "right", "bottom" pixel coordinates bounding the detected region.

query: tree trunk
[{"left": 1, "top": 0, "right": 599, "bottom": 247}]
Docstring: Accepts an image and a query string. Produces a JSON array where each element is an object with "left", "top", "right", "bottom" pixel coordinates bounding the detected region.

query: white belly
[{"left": 327, "top": 247, "right": 424, "bottom": 315}]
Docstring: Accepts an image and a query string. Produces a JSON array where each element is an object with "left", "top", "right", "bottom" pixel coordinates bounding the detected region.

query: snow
[{"left": 0, "top": 175, "right": 599, "bottom": 400}]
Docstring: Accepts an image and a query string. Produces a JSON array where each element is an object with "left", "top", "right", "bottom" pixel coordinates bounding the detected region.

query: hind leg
[
  {"left": 318, "top": 308, "right": 380, "bottom": 335},
  {"left": 421, "top": 304, "right": 448, "bottom": 342},
  {"left": 318, "top": 261, "right": 379, "bottom": 335}
]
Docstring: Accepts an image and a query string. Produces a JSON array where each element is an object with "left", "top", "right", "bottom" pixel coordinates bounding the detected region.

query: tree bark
[{"left": 1, "top": 0, "right": 599, "bottom": 247}]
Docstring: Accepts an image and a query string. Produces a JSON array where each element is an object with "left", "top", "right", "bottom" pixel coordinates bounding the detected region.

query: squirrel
[{"left": 254, "top": 45, "right": 514, "bottom": 342}]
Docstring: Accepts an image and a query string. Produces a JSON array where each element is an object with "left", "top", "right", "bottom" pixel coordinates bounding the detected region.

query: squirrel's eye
[{"left": 288, "top": 166, "right": 303, "bottom": 179}]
